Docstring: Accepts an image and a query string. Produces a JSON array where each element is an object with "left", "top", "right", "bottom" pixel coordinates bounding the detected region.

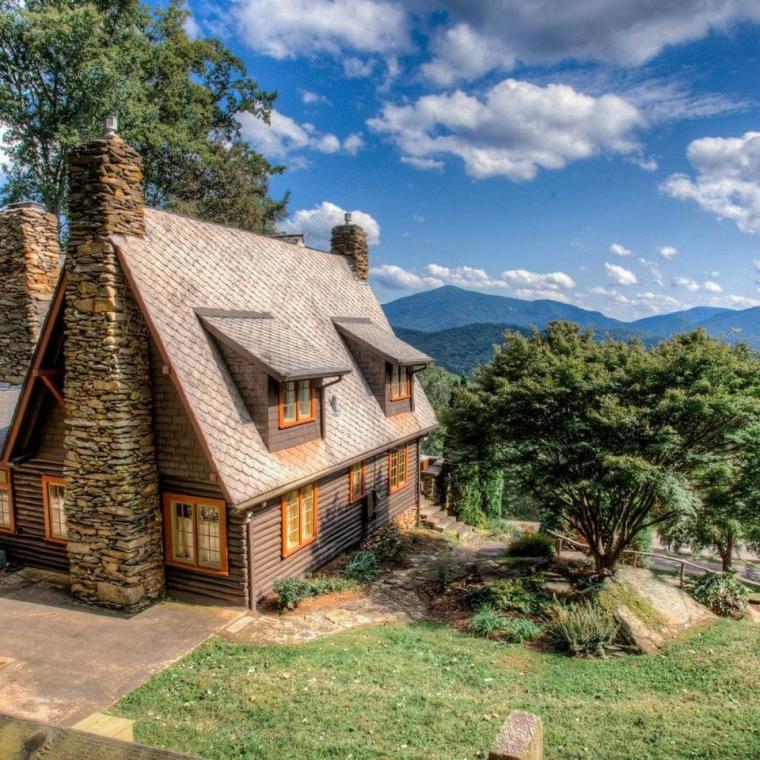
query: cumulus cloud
[
  {"left": 704, "top": 280, "right": 723, "bottom": 293},
  {"left": 673, "top": 276, "right": 724, "bottom": 293},
  {"left": 368, "top": 262, "right": 575, "bottom": 295},
  {"left": 420, "top": 1, "right": 760, "bottom": 85},
  {"left": 238, "top": 110, "right": 363, "bottom": 161},
  {"left": 661, "top": 131, "right": 760, "bottom": 234},
  {"left": 638, "top": 258, "right": 665, "bottom": 287},
  {"left": 754, "top": 259, "right": 760, "bottom": 271},
  {"left": 400, "top": 156, "right": 444, "bottom": 171},
  {"left": 722, "top": 294, "right": 760, "bottom": 308},
  {"left": 280, "top": 201, "right": 380, "bottom": 249},
  {"left": 343, "top": 57, "right": 375, "bottom": 78},
  {"left": 300, "top": 90, "right": 330, "bottom": 105},
  {"left": 658, "top": 245, "right": 679, "bottom": 259},
  {"left": 610, "top": 243, "right": 632, "bottom": 257},
  {"left": 605, "top": 263, "right": 638, "bottom": 285},
  {"left": 369, "top": 78, "right": 643, "bottom": 181},
  {"left": 230, "top": 0, "right": 409, "bottom": 59}
]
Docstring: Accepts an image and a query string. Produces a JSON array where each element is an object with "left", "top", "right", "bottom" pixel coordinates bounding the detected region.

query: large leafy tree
[
  {"left": 445, "top": 323, "right": 760, "bottom": 573},
  {"left": 0, "top": 0, "right": 286, "bottom": 230}
]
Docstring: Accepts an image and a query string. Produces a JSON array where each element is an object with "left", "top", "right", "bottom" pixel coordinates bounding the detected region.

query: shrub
[
  {"left": 691, "top": 573, "right": 749, "bottom": 618},
  {"left": 501, "top": 617, "right": 543, "bottom": 643},
  {"left": 468, "top": 604, "right": 509, "bottom": 639},
  {"left": 272, "top": 577, "right": 309, "bottom": 610},
  {"left": 368, "top": 524, "right": 406, "bottom": 565},
  {"left": 507, "top": 532, "right": 555, "bottom": 559},
  {"left": 546, "top": 601, "right": 619, "bottom": 657},
  {"left": 344, "top": 550, "right": 380, "bottom": 582},
  {"left": 272, "top": 575, "right": 357, "bottom": 610},
  {"left": 491, "top": 579, "right": 544, "bottom": 615}
]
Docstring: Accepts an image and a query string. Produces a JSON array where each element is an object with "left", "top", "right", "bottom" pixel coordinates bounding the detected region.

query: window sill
[
  {"left": 164, "top": 558, "right": 230, "bottom": 577},
  {"left": 281, "top": 533, "right": 317, "bottom": 559},
  {"left": 389, "top": 481, "right": 410, "bottom": 496},
  {"left": 278, "top": 417, "right": 317, "bottom": 430},
  {"left": 44, "top": 535, "right": 68, "bottom": 545}
]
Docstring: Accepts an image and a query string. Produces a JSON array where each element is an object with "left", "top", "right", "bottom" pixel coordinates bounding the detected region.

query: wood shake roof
[{"left": 113, "top": 209, "right": 438, "bottom": 508}]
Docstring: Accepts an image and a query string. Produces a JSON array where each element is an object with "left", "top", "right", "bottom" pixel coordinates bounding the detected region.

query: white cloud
[
  {"left": 605, "top": 263, "right": 638, "bottom": 285},
  {"left": 420, "top": 1, "right": 760, "bottom": 85},
  {"left": 369, "top": 262, "right": 575, "bottom": 295},
  {"left": 638, "top": 258, "right": 665, "bottom": 287},
  {"left": 412, "top": 214, "right": 425, "bottom": 223},
  {"left": 720, "top": 294, "right": 760, "bottom": 308},
  {"left": 628, "top": 155, "right": 659, "bottom": 172},
  {"left": 673, "top": 276, "right": 723, "bottom": 293},
  {"left": 661, "top": 131, "right": 760, "bottom": 234},
  {"left": 183, "top": 6, "right": 201, "bottom": 40},
  {"left": 238, "top": 109, "right": 363, "bottom": 161},
  {"left": 231, "top": 0, "right": 410, "bottom": 59},
  {"left": 754, "top": 259, "right": 760, "bottom": 271},
  {"left": 300, "top": 90, "right": 330, "bottom": 105},
  {"left": 400, "top": 156, "right": 444, "bottom": 171},
  {"left": 343, "top": 57, "right": 375, "bottom": 78},
  {"left": 369, "top": 78, "right": 643, "bottom": 181},
  {"left": 371, "top": 264, "right": 443, "bottom": 290},
  {"left": 658, "top": 245, "right": 679, "bottom": 259},
  {"left": 610, "top": 243, "right": 632, "bottom": 257},
  {"left": 280, "top": 201, "right": 380, "bottom": 249},
  {"left": 704, "top": 280, "right": 723, "bottom": 293}
]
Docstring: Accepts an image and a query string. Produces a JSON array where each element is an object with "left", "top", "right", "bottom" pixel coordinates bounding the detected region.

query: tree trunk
[
  {"left": 719, "top": 538, "right": 734, "bottom": 572},
  {"left": 592, "top": 550, "right": 619, "bottom": 576}
]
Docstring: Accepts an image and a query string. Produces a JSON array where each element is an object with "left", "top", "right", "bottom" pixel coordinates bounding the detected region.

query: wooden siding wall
[
  {"left": 266, "top": 376, "right": 321, "bottom": 452},
  {"left": 247, "top": 438, "right": 419, "bottom": 599},
  {"left": 0, "top": 458, "right": 67, "bottom": 571}
]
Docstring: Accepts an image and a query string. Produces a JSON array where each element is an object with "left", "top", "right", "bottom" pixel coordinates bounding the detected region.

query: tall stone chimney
[
  {"left": 330, "top": 212, "right": 369, "bottom": 281},
  {"left": 63, "top": 119, "right": 164, "bottom": 611},
  {"left": 0, "top": 203, "right": 60, "bottom": 383}
]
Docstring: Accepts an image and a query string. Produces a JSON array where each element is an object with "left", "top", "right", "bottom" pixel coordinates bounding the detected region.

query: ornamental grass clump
[
  {"left": 546, "top": 600, "right": 619, "bottom": 657},
  {"left": 468, "top": 604, "right": 509, "bottom": 639},
  {"left": 273, "top": 575, "right": 357, "bottom": 610},
  {"left": 344, "top": 550, "right": 380, "bottom": 583},
  {"left": 506, "top": 532, "right": 555, "bottom": 559}
]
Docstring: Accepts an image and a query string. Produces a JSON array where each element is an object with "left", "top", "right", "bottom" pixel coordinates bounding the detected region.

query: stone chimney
[
  {"left": 0, "top": 203, "right": 60, "bottom": 384},
  {"left": 330, "top": 212, "right": 369, "bottom": 281},
  {"left": 63, "top": 118, "right": 163, "bottom": 611}
]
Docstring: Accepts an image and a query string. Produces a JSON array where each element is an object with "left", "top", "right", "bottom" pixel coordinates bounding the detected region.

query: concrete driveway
[{"left": 0, "top": 568, "right": 241, "bottom": 726}]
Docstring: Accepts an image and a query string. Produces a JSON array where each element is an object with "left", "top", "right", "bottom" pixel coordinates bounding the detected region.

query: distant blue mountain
[{"left": 383, "top": 286, "right": 760, "bottom": 374}]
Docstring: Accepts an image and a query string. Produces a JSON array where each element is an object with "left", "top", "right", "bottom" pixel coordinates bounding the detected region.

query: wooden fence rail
[{"left": 546, "top": 529, "right": 760, "bottom": 591}]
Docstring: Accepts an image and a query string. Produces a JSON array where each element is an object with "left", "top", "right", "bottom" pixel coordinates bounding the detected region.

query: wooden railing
[{"left": 546, "top": 529, "right": 760, "bottom": 590}]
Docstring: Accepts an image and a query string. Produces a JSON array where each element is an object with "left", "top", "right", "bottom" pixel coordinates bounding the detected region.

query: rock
[
  {"left": 614, "top": 604, "right": 663, "bottom": 654},
  {"left": 96, "top": 581, "right": 145, "bottom": 607},
  {"left": 489, "top": 711, "right": 543, "bottom": 760},
  {"left": 542, "top": 580, "right": 573, "bottom": 595}
]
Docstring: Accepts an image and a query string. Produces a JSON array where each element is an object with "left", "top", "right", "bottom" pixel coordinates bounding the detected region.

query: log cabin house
[{"left": 0, "top": 123, "right": 437, "bottom": 612}]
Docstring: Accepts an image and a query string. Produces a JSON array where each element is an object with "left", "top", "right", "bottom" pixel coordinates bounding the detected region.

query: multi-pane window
[
  {"left": 163, "top": 494, "right": 227, "bottom": 574},
  {"left": 349, "top": 461, "right": 366, "bottom": 502},
  {"left": 282, "top": 483, "right": 318, "bottom": 556},
  {"left": 390, "top": 365, "right": 412, "bottom": 401},
  {"left": 388, "top": 444, "right": 409, "bottom": 494},
  {"left": 0, "top": 468, "right": 13, "bottom": 532},
  {"left": 280, "top": 379, "right": 316, "bottom": 427},
  {"left": 42, "top": 475, "right": 67, "bottom": 542}
]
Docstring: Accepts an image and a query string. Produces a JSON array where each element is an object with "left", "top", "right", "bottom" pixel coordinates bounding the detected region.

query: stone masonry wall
[
  {"left": 330, "top": 223, "right": 369, "bottom": 281},
  {"left": 0, "top": 203, "right": 60, "bottom": 383},
  {"left": 63, "top": 135, "right": 164, "bottom": 611}
]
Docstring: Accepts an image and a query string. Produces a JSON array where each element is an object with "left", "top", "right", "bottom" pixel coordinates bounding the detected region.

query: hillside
[{"left": 384, "top": 286, "right": 760, "bottom": 374}]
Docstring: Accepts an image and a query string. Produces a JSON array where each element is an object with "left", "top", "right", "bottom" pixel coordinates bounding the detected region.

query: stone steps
[{"left": 420, "top": 502, "right": 472, "bottom": 541}]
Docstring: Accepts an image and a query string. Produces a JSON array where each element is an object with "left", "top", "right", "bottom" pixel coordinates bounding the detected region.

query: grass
[
  {"left": 597, "top": 581, "right": 668, "bottom": 632},
  {"left": 112, "top": 620, "right": 760, "bottom": 760}
]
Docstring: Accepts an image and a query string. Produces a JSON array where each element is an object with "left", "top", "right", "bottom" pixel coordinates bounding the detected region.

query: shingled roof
[
  {"left": 113, "top": 209, "right": 437, "bottom": 508},
  {"left": 334, "top": 317, "right": 432, "bottom": 366}
]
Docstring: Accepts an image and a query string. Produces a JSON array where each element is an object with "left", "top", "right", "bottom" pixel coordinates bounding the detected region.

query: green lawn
[{"left": 113, "top": 620, "right": 760, "bottom": 760}]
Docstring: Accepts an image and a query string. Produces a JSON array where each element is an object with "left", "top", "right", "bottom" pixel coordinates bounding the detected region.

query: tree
[
  {"left": 445, "top": 323, "right": 760, "bottom": 574},
  {"left": 418, "top": 365, "right": 459, "bottom": 456},
  {"left": 0, "top": 0, "right": 285, "bottom": 231}
]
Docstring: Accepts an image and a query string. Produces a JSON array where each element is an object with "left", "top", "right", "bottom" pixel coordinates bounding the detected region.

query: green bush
[
  {"left": 344, "top": 550, "right": 380, "bottom": 582},
  {"left": 272, "top": 575, "right": 357, "bottom": 610},
  {"left": 272, "top": 577, "right": 310, "bottom": 610},
  {"left": 369, "top": 524, "right": 406, "bottom": 565},
  {"left": 468, "top": 604, "right": 509, "bottom": 639},
  {"left": 466, "top": 578, "right": 546, "bottom": 615},
  {"left": 507, "top": 532, "right": 555, "bottom": 559},
  {"left": 501, "top": 617, "right": 543, "bottom": 643},
  {"left": 691, "top": 573, "right": 749, "bottom": 618},
  {"left": 546, "top": 601, "right": 619, "bottom": 657}
]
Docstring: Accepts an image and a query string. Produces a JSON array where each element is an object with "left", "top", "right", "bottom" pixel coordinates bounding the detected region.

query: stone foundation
[
  {"left": 63, "top": 134, "right": 163, "bottom": 611},
  {"left": 0, "top": 203, "right": 60, "bottom": 383}
]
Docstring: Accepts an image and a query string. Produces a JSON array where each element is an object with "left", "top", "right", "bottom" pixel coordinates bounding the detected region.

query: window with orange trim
[
  {"left": 279, "top": 380, "right": 316, "bottom": 428},
  {"left": 388, "top": 444, "right": 409, "bottom": 494},
  {"left": 282, "top": 483, "right": 318, "bottom": 556},
  {"left": 162, "top": 493, "right": 228, "bottom": 575},
  {"left": 0, "top": 467, "right": 14, "bottom": 533},
  {"left": 42, "top": 475, "right": 67, "bottom": 542},
  {"left": 349, "top": 461, "right": 366, "bottom": 502},
  {"left": 389, "top": 365, "right": 412, "bottom": 401}
]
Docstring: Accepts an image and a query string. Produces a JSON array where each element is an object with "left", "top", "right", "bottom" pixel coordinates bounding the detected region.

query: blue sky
[{"left": 77, "top": 3, "right": 760, "bottom": 317}]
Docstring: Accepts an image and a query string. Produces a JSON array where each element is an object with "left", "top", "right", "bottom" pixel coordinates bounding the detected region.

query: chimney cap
[
  {"left": 344, "top": 212, "right": 352, "bottom": 225},
  {"left": 104, "top": 115, "right": 118, "bottom": 137}
]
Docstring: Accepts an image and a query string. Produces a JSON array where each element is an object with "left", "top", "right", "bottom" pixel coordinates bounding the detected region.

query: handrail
[{"left": 546, "top": 529, "right": 760, "bottom": 590}]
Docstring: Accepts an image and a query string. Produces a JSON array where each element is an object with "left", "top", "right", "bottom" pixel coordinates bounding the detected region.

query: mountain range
[{"left": 383, "top": 286, "right": 760, "bottom": 374}]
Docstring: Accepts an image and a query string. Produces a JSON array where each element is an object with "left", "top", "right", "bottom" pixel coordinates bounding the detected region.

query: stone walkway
[{"left": 224, "top": 539, "right": 516, "bottom": 645}]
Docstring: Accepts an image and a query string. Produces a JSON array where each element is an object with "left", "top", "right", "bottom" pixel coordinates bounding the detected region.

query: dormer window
[
  {"left": 389, "top": 365, "right": 412, "bottom": 401},
  {"left": 280, "top": 380, "right": 316, "bottom": 428}
]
